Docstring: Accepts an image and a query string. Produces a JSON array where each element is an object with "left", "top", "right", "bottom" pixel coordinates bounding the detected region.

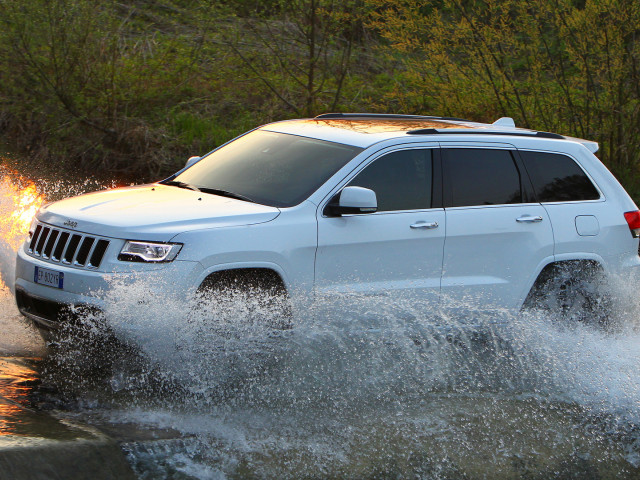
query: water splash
[
  {"left": 37, "top": 269, "right": 636, "bottom": 477},
  {"left": 2, "top": 172, "right": 640, "bottom": 477},
  {"left": 84, "top": 278, "right": 639, "bottom": 414},
  {"left": 0, "top": 169, "right": 45, "bottom": 291},
  {"left": 0, "top": 167, "right": 120, "bottom": 291}
]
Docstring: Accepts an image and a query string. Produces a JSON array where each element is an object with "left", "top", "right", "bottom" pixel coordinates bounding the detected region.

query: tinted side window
[
  {"left": 445, "top": 149, "right": 522, "bottom": 207},
  {"left": 520, "top": 151, "right": 600, "bottom": 202},
  {"left": 348, "top": 149, "right": 432, "bottom": 211}
]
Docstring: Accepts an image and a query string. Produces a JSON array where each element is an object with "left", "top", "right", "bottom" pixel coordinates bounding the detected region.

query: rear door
[
  {"left": 315, "top": 145, "right": 444, "bottom": 306},
  {"left": 440, "top": 144, "right": 555, "bottom": 310},
  {"left": 518, "top": 150, "right": 617, "bottom": 259}
]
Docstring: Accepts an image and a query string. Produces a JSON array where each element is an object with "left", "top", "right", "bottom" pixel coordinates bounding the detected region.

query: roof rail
[
  {"left": 406, "top": 129, "right": 565, "bottom": 140},
  {"left": 314, "top": 113, "right": 471, "bottom": 122}
]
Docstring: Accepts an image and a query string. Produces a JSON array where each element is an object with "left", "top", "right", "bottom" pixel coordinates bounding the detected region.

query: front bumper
[
  {"left": 15, "top": 246, "right": 203, "bottom": 330},
  {"left": 14, "top": 287, "right": 92, "bottom": 330}
]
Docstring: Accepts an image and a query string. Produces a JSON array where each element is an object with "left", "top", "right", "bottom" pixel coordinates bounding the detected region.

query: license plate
[{"left": 34, "top": 266, "right": 64, "bottom": 289}]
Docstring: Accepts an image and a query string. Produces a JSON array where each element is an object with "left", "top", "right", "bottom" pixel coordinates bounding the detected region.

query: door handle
[
  {"left": 516, "top": 215, "right": 543, "bottom": 223},
  {"left": 410, "top": 221, "right": 439, "bottom": 229}
]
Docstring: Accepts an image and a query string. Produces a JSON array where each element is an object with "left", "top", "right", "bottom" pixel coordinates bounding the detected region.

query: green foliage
[
  {"left": 0, "top": 0, "right": 379, "bottom": 180},
  {"left": 368, "top": 0, "right": 640, "bottom": 196},
  {"left": 0, "top": 0, "right": 639, "bottom": 200},
  {"left": 168, "top": 110, "right": 256, "bottom": 153},
  {"left": 218, "top": 0, "right": 374, "bottom": 117}
]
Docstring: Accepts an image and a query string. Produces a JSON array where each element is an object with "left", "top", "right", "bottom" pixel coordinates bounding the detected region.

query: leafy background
[{"left": 0, "top": 0, "right": 638, "bottom": 198}]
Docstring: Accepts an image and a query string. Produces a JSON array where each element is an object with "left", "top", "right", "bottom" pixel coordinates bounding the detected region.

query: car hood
[{"left": 37, "top": 184, "right": 281, "bottom": 241}]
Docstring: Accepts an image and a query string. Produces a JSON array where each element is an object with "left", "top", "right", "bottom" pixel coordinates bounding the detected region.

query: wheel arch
[
  {"left": 522, "top": 257, "right": 606, "bottom": 310},
  {"left": 195, "top": 262, "right": 289, "bottom": 294}
]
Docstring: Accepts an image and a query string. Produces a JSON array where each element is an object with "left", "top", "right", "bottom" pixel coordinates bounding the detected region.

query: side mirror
[
  {"left": 185, "top": 155, "right": 201, "bottom": 168},
  {"left": 325, "top": 186, "right": 377, "bottom": 216}
]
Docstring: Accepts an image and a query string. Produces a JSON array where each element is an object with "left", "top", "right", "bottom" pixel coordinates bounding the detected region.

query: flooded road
[{"left": 2, "top": 166, "right": 640, "bottom": 478}]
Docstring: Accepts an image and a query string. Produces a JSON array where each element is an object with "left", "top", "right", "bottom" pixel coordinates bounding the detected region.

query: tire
[{"left": 523, "top": 261, "right": 611, "bottom": 327}]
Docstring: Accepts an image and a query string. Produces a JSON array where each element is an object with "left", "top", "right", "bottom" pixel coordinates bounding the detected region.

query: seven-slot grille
[{"left": 28, "top": 223, "right": 110, "bottom": 269}]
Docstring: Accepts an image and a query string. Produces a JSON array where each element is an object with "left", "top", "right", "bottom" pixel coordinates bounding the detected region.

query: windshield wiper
[
  {"left": 163, "top": 181, "right": 256, "bottom": 203},
  {"left": 198, "top": 187, "right": 256, "bottom": 204},
  {"left": 163, "top": 180, "right": 201, "bottom": 192}
]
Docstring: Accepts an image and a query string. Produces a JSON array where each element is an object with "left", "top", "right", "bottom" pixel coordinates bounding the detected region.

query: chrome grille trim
[{"left": 27, "top": 223, "right": 110, "bottom": 270}]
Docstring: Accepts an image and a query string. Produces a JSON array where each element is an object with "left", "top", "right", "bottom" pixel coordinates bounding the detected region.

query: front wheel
[
  {"left": 191, "top": 269, "right": 293, "bottom": 397},
  {"left": 196, "top": 269, "right": 292, "bottom": 330}
]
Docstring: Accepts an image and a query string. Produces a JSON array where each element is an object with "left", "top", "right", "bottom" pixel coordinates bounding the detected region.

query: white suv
[{"left": 14, "top": 113, "right": 640, "bottom": 331}]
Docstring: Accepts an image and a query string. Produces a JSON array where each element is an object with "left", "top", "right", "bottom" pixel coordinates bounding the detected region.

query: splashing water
[
  {"left": 90, "top": 277, "right": 640, "bottom": 413},
  {"left": 40, "top": 273, "right": 640, "bottom": 477},
  {"left": 0, "top": 165, "right": 119, "bottom": 291},
  {"left": 0, "top": 169, "right": 45, "bottom": 291},
  {"left": 2, "top": 172, "right": 640, "bottom": 477}
]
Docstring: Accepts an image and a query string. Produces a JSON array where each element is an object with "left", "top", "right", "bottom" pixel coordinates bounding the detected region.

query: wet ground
[
  {"left": 3, "top": 166, "right": 640, "bottom": 478},
  {"left": 0, "top": 289, "right": 136, "bottom": 480}
]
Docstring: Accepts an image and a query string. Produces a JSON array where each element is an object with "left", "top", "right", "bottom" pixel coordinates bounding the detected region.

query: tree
[
  {"left": 0, "top": 0, "right": 207, "bottom": 176},
  {"left": 221, "top": 0, "right": 370, "bottom": 116},
  {"left": 369, "top": 0, "right": 640, "bottom": 195}
]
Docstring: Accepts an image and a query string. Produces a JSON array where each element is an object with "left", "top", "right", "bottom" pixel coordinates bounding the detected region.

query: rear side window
[
  {"left": 444, "top": 149, "right": 522, "bottom": 207},
  {"left": 520, "top": 151, "right": 600, "bottom": 202},
  {"left": 348, "top": 149, "right": 432, "bottom": 211}
]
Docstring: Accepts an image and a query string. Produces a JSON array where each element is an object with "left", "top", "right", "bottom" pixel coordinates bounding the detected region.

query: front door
[{"left": 315, "top": 146, "right": 445, "bottom": 308}]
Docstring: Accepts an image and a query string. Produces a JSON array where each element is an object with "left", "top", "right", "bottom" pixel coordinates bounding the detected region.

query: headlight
[{"left": 118, "top": 241, "right": 182, "bottom": 263}]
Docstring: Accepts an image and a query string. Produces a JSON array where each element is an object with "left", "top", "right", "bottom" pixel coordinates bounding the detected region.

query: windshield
[{"left": 169, "top": 130, "right": 363, "bottom": 207}]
